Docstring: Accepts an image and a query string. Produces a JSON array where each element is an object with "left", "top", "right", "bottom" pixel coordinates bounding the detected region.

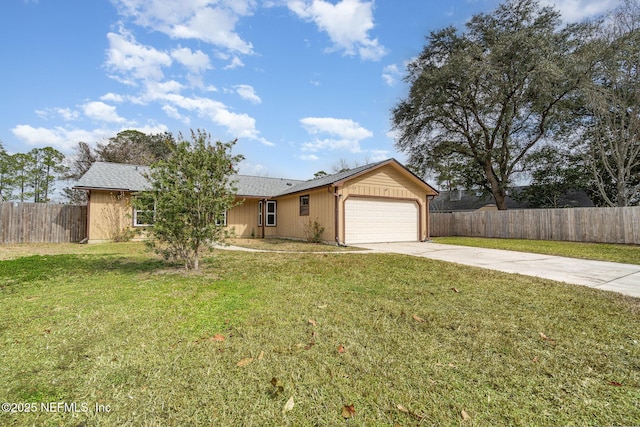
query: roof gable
[{"left": 278, "top": 159, "right": 438, "bottom": 196}]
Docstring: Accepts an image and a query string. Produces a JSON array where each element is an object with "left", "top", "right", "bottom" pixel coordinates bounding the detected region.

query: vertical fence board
[
  {"left": 430, "top": 206, "right": 640, "bottom": 245},
  {"left": 0, "top": 202, "right": 87, "bottom": 244}
]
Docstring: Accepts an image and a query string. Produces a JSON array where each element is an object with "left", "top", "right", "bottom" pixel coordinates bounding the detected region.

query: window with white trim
[
  {"left": 215, "top": 210, "right": 227, "bottom": 226},
  {"left": 133, "top": 199, "right": 155, "bottom": 227},
  {"left": 266, "top": 200, "right": 276, "bottom": 226}
]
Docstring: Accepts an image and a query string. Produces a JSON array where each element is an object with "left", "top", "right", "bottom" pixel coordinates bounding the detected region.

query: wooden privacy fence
[
  {"left": 0, "top": 202, "right": 87, "bottom": 244},
  {"left": 430, "top": 206, "right": 640, "bottom": 245}
]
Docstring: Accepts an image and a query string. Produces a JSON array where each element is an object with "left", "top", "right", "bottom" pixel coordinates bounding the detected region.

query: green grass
[
  {"left": 229, "top": 238, "right": 364, "bottom": 252},
  {"left": 1, "top": 242, "right": 639, "bottom": 426},
  {"left": 433, "top": 236, "right": 640, "bottom": 265}
]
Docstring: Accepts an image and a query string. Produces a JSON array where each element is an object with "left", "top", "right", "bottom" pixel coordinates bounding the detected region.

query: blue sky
[{"left": 0, "top": 0, "right": 620, "bottom": 180}]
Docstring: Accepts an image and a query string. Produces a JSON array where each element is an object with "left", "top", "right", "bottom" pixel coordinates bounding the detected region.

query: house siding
[
  {"left": 269, "top": 188, "right": 335, "bottom": 242},
  {"left": 337, "top": 164, "right": 434, "bottom": 243},
  {"left": 87, "top": 190, "right": 134, "bottom": 242},
  {"left": 227, "top": 198, "right": 260, "bottom": 237}
]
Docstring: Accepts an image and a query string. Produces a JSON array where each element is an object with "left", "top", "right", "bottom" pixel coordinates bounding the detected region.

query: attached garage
[{"left": 344, "top": 197, "right": 419, "bottom": 244}]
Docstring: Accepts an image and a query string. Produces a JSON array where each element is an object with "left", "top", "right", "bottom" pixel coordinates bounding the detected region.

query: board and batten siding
[
  {"left": 337, "top": 164, "right": 435, "bottom": 243},
  {"left": 87, "top": 190, "right": 133, "bottom": 242},
  {"left": 269, "top": 188, "right": 335, "bottom": 241},
  {"left": 227, "top": 198, "right": 260, "bottom": 237}
]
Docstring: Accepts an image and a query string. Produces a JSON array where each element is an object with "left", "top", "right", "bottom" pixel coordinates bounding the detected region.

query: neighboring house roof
[
  {"left": 75, "top": 159, "right": 438, "bottom": 198},
  {"left": 431, "top": 187, "right": 594, "bottom": 212}
]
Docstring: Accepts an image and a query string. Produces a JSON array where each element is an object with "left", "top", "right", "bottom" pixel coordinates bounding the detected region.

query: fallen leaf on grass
[
  {"left": 308, "top": 319, "right": 317, "bottom": 326},
  {"left": 337, "top": 344, "right": 346, "bottom": 354},
  {"left": 318, "top": 304, "right": 327, "bottom": 309},
  {"left": 236, "top": 358, "right": 253, "bottom": 367},
  {"left": 539, "top": 332, "right": 557, "bottom": 344},
  {"left": 461, "top": 409, "right": 471, "bottom": 420},
  {"left": 305, "top": 340, "right": 316, "bottom": 350},
  {"left": 270, "top": 377, "right": 284, "bottom": 396},
  {"left": 210, "top": 334, "right": 225, "bottom": 342},
  {"left": 396, "top": 404, "right": 426, "bottom": 420},
  {"left": 282, "top": 396, "right": 294, "bottom": 414},
  {"left": 532, "top": 357, "right": 538, "bottom": 363},
  {"left": 341, "top": 404, "right": 355, "bottom": 418},
  {"left": 258, "top": 351, "right": 264, "bottom": 360},
  {"left": 608, "top": 381, "right": 623, "bottom": 386},
  {"left": 451, "top": 287, "right": 460, "bottom": 293},
  {"left": 412, "top": 314, "right": 426, "bottom": 323}
]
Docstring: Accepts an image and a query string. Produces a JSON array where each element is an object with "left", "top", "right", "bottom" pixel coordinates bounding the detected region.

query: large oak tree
[
  {"left": 580, "top": 0, "right": 640, "bottom": 206},
  {"left": 392, "top": 0, "right": 595, "bottom": 209}
]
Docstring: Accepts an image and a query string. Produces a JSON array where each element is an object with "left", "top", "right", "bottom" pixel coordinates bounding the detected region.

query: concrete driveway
[{"left": 354, "top": 242, "right": 640, "bottom": 298}]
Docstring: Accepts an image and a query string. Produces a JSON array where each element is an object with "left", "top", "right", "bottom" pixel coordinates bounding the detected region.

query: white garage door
[{"left": 345, "top": 198, "right": 419, "bottom": 244}]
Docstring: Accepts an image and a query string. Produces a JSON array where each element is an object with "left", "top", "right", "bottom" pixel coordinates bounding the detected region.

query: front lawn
[
  {"left": 228, "top": 238, "right": 364, "bottom": 252},
  {"left": 433, "top": 236, "right": 640, "bottom": 265},
  {"left": 1, "top": 243, "right": 638, "bottom": 426}
]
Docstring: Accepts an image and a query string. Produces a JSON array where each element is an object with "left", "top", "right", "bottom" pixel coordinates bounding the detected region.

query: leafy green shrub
[{"left": 303, "top": 218, "right": 325, "bottom": 243}]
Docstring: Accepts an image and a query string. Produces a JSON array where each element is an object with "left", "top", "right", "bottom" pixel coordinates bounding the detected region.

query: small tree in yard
[{"left": 142, "top": 130, "right": 243, "bottom": 270}]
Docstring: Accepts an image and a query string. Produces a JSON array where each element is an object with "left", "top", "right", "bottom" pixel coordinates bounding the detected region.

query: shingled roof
[
  {"left": 74, "top": 159, "right": 432, "bottom": 197},
  {"left": 74, "top": 162, "right": 151, "bottom": 192},
  {"left": 234, "top": 175, "right": 304, "bottom": 197}
]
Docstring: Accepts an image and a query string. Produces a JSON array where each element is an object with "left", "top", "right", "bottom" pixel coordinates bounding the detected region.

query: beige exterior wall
[
  {"left": 86, "top": 162, "right": 436, "bottom": 244},
  {"left": 269, "top": 188, "right": 335, "bottom": 242},
  {"left": 226, "top": 198, "right": 260, "bottom": 237},
  {"left": 336, "top": 163, "right": 437, "bottom": 243},
  {"left": 87, "top": 190, "right": 135, "bottom": 242}
]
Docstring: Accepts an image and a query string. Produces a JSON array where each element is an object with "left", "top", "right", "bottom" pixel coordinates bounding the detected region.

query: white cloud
[
  {"left": 288, "top": 0, "right": 387, "bottom": 60},
  {"left": 11, "top": 123, "right": 170, "bottom": 152},
  {"left": 299, "top": 117, "right": 373, "bottom": 153},
  {"left": 382, "top": 64, "right": 402, "bottom": 86},
  {"left": 139, "top": 80, "right": 185, "bottom": 104},
  {"left": 132, "top": 123, "right": 170, "bottom": 135},
  {"left": 100, "top": 93, "right": 125, "bottom": 103},
  {"left": 35, "top": 107, "right": 80, "bottom": 121},
  {"left": 171, "top": 47, "right": 212, "bottom": 74},
  {"left": 82, "top": 101, "right": 127, "bottom": 123},
  {"left": 541, "top": 0, "right": 620, "bottom": 22},
  {"left": 162, "top": 104, "right": 191, "bottom": 125},
  {"left": 224, "top": 55, "right": 245, "bottom": 70},
  {"left": 238, "top": 160, "right": 268, "bottom": 176},
  {"left": 105, "top": 29, "right": 172, "bottom": 84},
  {"left": 368, "top": 149, "right": 388, "bottom": 162},
  {"left": 112, "top": 0, "right": 255, "bottom": 54},
  {"left": 299, "top": 154, "right": 319, "bottom": 161},
  {"left": 153, "top": 93, "right": 273, "bottom": 145},
  {"left": 12, "top": 125, "right": 112, "bottom": 151},
  {"left": 235, "top": 84, "right": 262, "bottom": 104}
]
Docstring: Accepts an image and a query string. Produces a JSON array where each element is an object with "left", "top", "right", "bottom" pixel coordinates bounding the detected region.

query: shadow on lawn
[{"left": 0, "top": 253, "right": 171, "bottom": 288}]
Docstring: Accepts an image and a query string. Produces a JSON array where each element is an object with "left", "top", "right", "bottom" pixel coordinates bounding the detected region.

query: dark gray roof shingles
[
  {"left": 75, "top": 158, "right": 430, "bottom": 198},
  {"left": 74, "top": 162, "right": 151, "bottom": 191}
]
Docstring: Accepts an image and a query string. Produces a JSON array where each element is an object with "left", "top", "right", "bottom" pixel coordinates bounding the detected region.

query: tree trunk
[{"left": 484, "top": 161, "right": 508, "bottom": 210}]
